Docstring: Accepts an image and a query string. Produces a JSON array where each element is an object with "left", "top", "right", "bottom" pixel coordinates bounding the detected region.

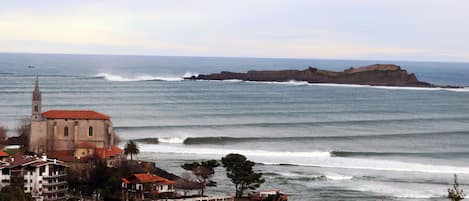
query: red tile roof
[
  {"left": 42, "top": 110, "right": 110, "bottom": 120},
  {"left": 129, "top": 173, "right": 175, "bottom": 184},
  {"left": 48, "top": 150, "right": 79, "bottom": 162},
  {"left": 0, "top": 151, "right": 8, "bottom": 157},
  {"left": 122, "top": 178, "right": 131, "bottom": 184},
  {"left": 95, "top": 145, "right": 123, "bottom": 159}
]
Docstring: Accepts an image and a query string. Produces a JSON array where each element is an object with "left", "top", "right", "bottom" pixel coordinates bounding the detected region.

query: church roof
[{"left": 42, "top": 110, "right": 110, "bottom": 120}]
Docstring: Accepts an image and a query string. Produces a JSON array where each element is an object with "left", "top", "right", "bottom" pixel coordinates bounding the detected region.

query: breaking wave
[
  {"left": 202, "top": 79, "right": 469, "bottom": 92},
  {"left": 130, "top": 131, "right": 469, "bottom": 145},
  {"left": 138, "top": 144, "right": 469, "bottom": 174},
  {"left": 95, "top": 72, "right": 196, "bottom": 82},
  {"left": 271, "top": 172, "right": 353, "bottom": 181}
]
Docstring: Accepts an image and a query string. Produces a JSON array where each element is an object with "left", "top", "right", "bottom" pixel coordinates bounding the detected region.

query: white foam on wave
[
  {"left": 308, "top": 83, "right": 469, "bottom": 92},
  {"left": 342, "top": 180, "right": 445, "bottom": 199},
  {"left": 245, "top": 80, "right": 309, "bottom": 86},
  {"left": 140, "top": 144, "right": 330, "bottom": 158},
  {"left": 222, "top": 79, "right": 243, "bottom": 82},
  {"left": 276, "top": 172, "right": 353, "bottom": 181},
  {"left": 139, "top": 144, "right": 469, "bottom": 174},
  {"left": 182, "top": 72, "right": 199, "bottom": 78},
  {"left": 325, "top": 174, "right": 354, "bottom": 180},
  {"left": 223, "top": 79, "right": 469, "bottom": 92},
  {"left": 158, "top": 137, "right": 186, "bottom": 144},
  {"left": 96, "top": 73, "right": 185, "bottom": 82}
]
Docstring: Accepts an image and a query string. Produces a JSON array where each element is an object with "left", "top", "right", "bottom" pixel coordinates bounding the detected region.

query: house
[
  {"left": 0, "top": 154, "right": 68, "bottom": 201},
  {"left": 0, "top": 151, "right": 8, "bottom": 162},
  {"left": 121, "top": 173, "right": 176, "bottom": 201},
  {"left": 28, "top": 77, "right": 123, "bottom": 165}
]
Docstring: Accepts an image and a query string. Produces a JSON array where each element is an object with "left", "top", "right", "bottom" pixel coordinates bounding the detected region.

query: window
[
  {"left": 88, "top": 127, "right": 93, "bottom": 136},
  {"left": 34, "top": 105, "right": 38, "bottom": 112},
  {"left": 64, "top": 127, "right": 68, "bottom": 137}
]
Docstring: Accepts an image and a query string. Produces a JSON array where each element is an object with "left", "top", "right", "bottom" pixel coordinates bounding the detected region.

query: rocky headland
[{"left": 186, "top": 64, "right": 460, "bottom": 88}]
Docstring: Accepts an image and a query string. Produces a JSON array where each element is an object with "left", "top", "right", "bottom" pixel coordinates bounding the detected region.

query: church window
[
  {"left": 88, "top": 127, "right": 93, "bottom": 136},
  {"left": 34, "top": 105, "right": 38, "bottom": 112},
  {"left": 64, "top": 127, "right": 69, "bottom": 137}
]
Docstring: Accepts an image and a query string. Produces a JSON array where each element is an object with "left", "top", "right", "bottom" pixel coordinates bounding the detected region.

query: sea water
[{"left": 1, "top": 53, "right": 469, "bottom": 200}]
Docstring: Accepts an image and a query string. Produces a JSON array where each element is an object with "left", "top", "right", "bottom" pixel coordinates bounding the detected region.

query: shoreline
[{"left": 185, "top": 64, "right": 464, "bottom": 89}]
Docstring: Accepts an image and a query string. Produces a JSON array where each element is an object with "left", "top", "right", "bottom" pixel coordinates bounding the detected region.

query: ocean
[{"left": 1, "top": 53, "right": 469, "bottom": 200}]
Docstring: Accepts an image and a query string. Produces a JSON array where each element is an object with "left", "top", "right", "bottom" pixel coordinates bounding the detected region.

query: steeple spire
[
  {"left": 33, "top": 76, "right": 41, "bottom": 101},
  {"left": 32, "top": 76, "right": 42, "bottom": 120}
]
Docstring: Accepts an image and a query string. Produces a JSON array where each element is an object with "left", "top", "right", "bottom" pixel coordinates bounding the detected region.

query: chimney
[{"left": 41, "top": 153, "right": 47, "bottom": 161}]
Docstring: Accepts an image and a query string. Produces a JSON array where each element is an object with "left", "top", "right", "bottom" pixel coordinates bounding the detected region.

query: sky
[{"left": 0, "top": 0, "right": 468, "bottom": 62}]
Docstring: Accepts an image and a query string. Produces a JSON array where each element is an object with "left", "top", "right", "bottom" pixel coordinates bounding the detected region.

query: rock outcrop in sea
[{"left": 186, "top": 64, "right": 439, "bottom": 87}]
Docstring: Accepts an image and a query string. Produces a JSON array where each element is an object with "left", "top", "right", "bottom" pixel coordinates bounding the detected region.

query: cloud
[{"left": 0, "top": 0, "right": 468, "bottom": 62}]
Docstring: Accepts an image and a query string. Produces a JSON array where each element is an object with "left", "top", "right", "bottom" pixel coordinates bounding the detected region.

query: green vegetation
[
  {"left": 124, "top": 140, "right": 139, "bottom": 161},
  {"left": 67, "top": 160, "right": 136, "bottom": 201},
  {"left": 0, "top": 186, "right": 33, "bottom": 201},
  {"left": 221, "top": 153, "right": 264, "bottom": 198},
  {"left": 181, "top": 160, "right": 220, "bottom": 196}
]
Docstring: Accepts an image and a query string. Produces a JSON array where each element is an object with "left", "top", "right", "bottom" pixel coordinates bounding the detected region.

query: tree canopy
[
  {"left": 181, "top": 160, "right": 219, "bottom": 196},
  {"left": 221, "top": 153, "right": 264, "bottom": 198}
]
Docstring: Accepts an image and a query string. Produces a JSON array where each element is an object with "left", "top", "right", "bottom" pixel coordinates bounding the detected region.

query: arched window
[
  {"left": 64, "top": 127, "right": 68, "bottom": 137},
  {"left": 34, "top": 105, "right": 38, "bottom": 112},
  {"left": 88, "top": 127, "right": 93, "bottom": 137}
]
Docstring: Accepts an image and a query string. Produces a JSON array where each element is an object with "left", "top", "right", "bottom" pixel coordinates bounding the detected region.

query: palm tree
[{"left": 124, "top": 140, "right": 139, "bottom": 161}]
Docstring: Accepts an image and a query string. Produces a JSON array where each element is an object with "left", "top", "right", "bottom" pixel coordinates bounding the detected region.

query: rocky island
[{"left": 186, "top": 64, "right": 458, "bottom": 88}]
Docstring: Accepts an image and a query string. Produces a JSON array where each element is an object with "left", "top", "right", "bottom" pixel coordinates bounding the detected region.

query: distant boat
[{"left": 28, "top": 65, "right": 35, "bottom": 68}]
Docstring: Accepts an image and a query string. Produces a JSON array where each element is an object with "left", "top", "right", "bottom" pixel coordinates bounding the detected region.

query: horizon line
[{"left": 1, "top": 51, "right": 469, "bottom": 65}]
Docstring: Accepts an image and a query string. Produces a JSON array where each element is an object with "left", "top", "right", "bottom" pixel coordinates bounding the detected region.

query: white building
[
  {"left": 0, "top": 154, "right": 68, "bottom": 201},
  {"left": 121, "top": 173, "right": 176, "bottom": 201}
]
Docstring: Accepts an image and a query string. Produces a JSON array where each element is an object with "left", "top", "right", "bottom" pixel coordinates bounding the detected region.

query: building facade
[
  {"left": 121, "top": 173, "right": 176, "bottom": 201},
  {"left": 29, "top": 77, "right": 122, "bottom": 162},
  {"left": 0, "top": 154, "right": 68, "bottom": 201}
]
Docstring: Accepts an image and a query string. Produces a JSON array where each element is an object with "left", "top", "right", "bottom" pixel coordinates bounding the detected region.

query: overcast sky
[{"left": 1, "top": 0, "right": 468, "bottom": 62}]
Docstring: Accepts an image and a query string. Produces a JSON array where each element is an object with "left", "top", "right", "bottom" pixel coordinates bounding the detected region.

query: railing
[
  {"left": 43, "top": 187, "right": 67, "bottom": 194},
  {"left": 42, "top": 181, "right": 67, "bottom": 186},
  {"left": 44, "top": 195, "right": 67, "bottom": 201},
  {"left": 43, "top": 173, "right": 66, "bottom": 179}
]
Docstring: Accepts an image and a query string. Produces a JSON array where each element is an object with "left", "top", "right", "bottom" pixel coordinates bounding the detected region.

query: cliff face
[{"left": 187, "top": 64, "right": 433, "bottom": 87}]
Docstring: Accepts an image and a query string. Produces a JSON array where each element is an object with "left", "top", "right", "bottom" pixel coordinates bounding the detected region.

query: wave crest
[{"left": 96, "top": 73, "right": 188, "bottom": 82}]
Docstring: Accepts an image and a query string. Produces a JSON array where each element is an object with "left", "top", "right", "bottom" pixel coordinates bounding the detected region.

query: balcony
[
  {"left": 43, "top": 187, "right": 67, "bottom": 194},
  {"left": 44, "top": 195, "right": 67, "bottom": 201},
  {"left": 42, "top": 181, "right": 67, "bottom": 187},
  {"left": 43, "top": 173, "right": 66, "bottom": 179}
]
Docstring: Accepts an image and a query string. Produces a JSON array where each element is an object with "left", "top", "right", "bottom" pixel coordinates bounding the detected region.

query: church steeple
[{"left": 32, "top": 76, "right": 42, "bottom": 120}]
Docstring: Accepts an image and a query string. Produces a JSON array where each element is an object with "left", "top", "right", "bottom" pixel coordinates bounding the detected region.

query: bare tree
[
  {"left": 0, "top": 125, "right": 7, "bottom": 145},
  {"left": 16, "top": 118, "right": 31, "bottom": 151}
]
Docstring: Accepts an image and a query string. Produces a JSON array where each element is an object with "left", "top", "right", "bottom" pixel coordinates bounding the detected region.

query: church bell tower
[{"left": 32, "top": 76, "right": 42, "bottom": 120}]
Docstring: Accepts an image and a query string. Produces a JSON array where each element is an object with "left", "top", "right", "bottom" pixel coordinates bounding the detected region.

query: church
[{"left": 29, "top": 77, "right": 123, "bottom": 162}]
